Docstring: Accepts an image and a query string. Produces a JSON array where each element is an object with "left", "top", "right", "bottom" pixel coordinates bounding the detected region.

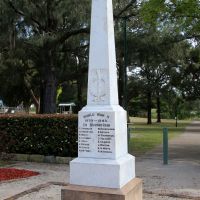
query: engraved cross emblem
[{"left": 90, "top": 69, "right": 106, "bottom": 102}]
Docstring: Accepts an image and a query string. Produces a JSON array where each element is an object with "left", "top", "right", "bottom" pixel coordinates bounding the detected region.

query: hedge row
[{"left": 0, "top": 114, "right": 78, "bottom": 157}]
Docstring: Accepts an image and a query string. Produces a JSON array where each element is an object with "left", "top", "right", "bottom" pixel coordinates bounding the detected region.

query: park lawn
[{"left": 128, "top": 117, "right": 191, "bottom": 156}]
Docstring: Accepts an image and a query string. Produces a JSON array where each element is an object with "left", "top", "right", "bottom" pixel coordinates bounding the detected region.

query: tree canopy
[{"left": 0, "top": 0, "right": 200, "bottom": 122}]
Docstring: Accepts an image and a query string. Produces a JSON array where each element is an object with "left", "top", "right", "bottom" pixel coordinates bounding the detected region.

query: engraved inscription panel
[{"left": 78, "top": 112, "right": 115, "bottom": 158}]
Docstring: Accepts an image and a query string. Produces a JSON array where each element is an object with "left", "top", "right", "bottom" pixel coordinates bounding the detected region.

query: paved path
[
  {"left": 137, "top": 121, "right": 200, "bottom": 199},
  {"left": 0, "top": 121, "right": 200, "bottom": 199}
]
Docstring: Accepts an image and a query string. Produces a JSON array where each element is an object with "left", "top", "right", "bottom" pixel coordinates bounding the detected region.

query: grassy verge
[{"left": 128, "top": 117, "right": 191, "bottom": 156}]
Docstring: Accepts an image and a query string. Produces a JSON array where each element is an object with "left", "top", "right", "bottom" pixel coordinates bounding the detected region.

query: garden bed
[{"left": 0, "top": 168, "right": 39, "bottom": 181}]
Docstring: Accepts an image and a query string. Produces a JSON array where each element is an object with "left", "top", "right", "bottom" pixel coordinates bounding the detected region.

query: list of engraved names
[{"left": 78, "top": 112, "right": 115, "bottom": 156}]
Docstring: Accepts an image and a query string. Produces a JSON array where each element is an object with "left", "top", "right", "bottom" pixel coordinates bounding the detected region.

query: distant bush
[{"left": 0, "top": 114, "right": 78, "bottom": 157}]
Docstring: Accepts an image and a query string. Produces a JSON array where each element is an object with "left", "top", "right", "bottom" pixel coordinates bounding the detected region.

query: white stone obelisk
[{"left": 70, "top": 0, "right": 135, "bottom": 188}]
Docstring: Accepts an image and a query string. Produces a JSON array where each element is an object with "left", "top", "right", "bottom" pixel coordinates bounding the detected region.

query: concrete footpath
[
  {"left": 139, "top": 121, "right": 200, "bottom": 199},
  {"left": 0, "top": 121, "right": 200, "bottom": 200}
]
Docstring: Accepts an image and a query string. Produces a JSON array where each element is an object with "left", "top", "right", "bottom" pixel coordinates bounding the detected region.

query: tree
[
  {"left": 3, "top": 0, "right": 90, "bottom": 113},
  {"left": 116, "top": 0, "right": 199, "bottom": 123},
  {"left": 140, "top": 0, "right": 200, "bottom": 42},
  {"left": 179, "top": 47, "right": 200, "bottom": 100}
]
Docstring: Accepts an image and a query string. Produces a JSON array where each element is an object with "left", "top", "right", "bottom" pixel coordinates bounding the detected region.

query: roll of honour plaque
[{"left": 70, "top": 0, "right": 135, "bottom": 188}]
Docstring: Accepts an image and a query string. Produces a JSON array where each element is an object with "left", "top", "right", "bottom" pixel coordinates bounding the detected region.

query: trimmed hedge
[{"left": 0, "top": 114, "right": 78, "bottom": 157}]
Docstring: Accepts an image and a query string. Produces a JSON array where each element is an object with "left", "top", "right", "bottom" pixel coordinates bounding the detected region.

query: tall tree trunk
[
  {"left": 147, "top": 91, "right": 152, "bottom": 124},
  {"left": 156, "top": 92, "right": 161, "bottom": 123},
  {"left": 40, "top": 50, "right": 57, "bottom": 114},
  {"left": 43, "top": 69, "right": 57, "bottom": 113}
]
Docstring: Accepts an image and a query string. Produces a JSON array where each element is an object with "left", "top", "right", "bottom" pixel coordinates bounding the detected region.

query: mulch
[{"left": 0, "top": 168, "right": 39, "bottom": 181}]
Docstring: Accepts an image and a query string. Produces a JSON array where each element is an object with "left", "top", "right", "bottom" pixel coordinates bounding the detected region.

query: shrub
[{"left": 0, "top": 114, "right": 78, "bottom": 157}]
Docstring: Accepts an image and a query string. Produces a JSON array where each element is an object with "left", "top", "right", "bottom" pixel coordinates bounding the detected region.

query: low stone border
[
  {"left": 0, "top": 153, "right": 74, "bottom": 164},
  {"left": 144, "top": 190, "right": 200, "bottom": 200},
  {"left": 4, "top": 182, "right": 68, "bottom": 200},
  {"left": 4, "top": 183, "right": 200, "bottom": 200}
]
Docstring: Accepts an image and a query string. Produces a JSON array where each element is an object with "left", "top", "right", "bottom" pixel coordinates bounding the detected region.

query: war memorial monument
[{"left": 62, "top": 0, "right": 143, "bottom": 199}]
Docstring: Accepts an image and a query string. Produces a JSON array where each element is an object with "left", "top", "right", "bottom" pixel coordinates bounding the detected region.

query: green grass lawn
[{"left": 128, "top": 117, "right": 191, "bottom": 156}]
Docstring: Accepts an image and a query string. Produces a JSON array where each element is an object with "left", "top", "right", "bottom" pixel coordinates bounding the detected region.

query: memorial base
[
  {"left": 61, "top": 178, "right": 142, "bottom": 200},
  {"left": 70, "top": 154, "right": 135, "bottom": 188}
]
